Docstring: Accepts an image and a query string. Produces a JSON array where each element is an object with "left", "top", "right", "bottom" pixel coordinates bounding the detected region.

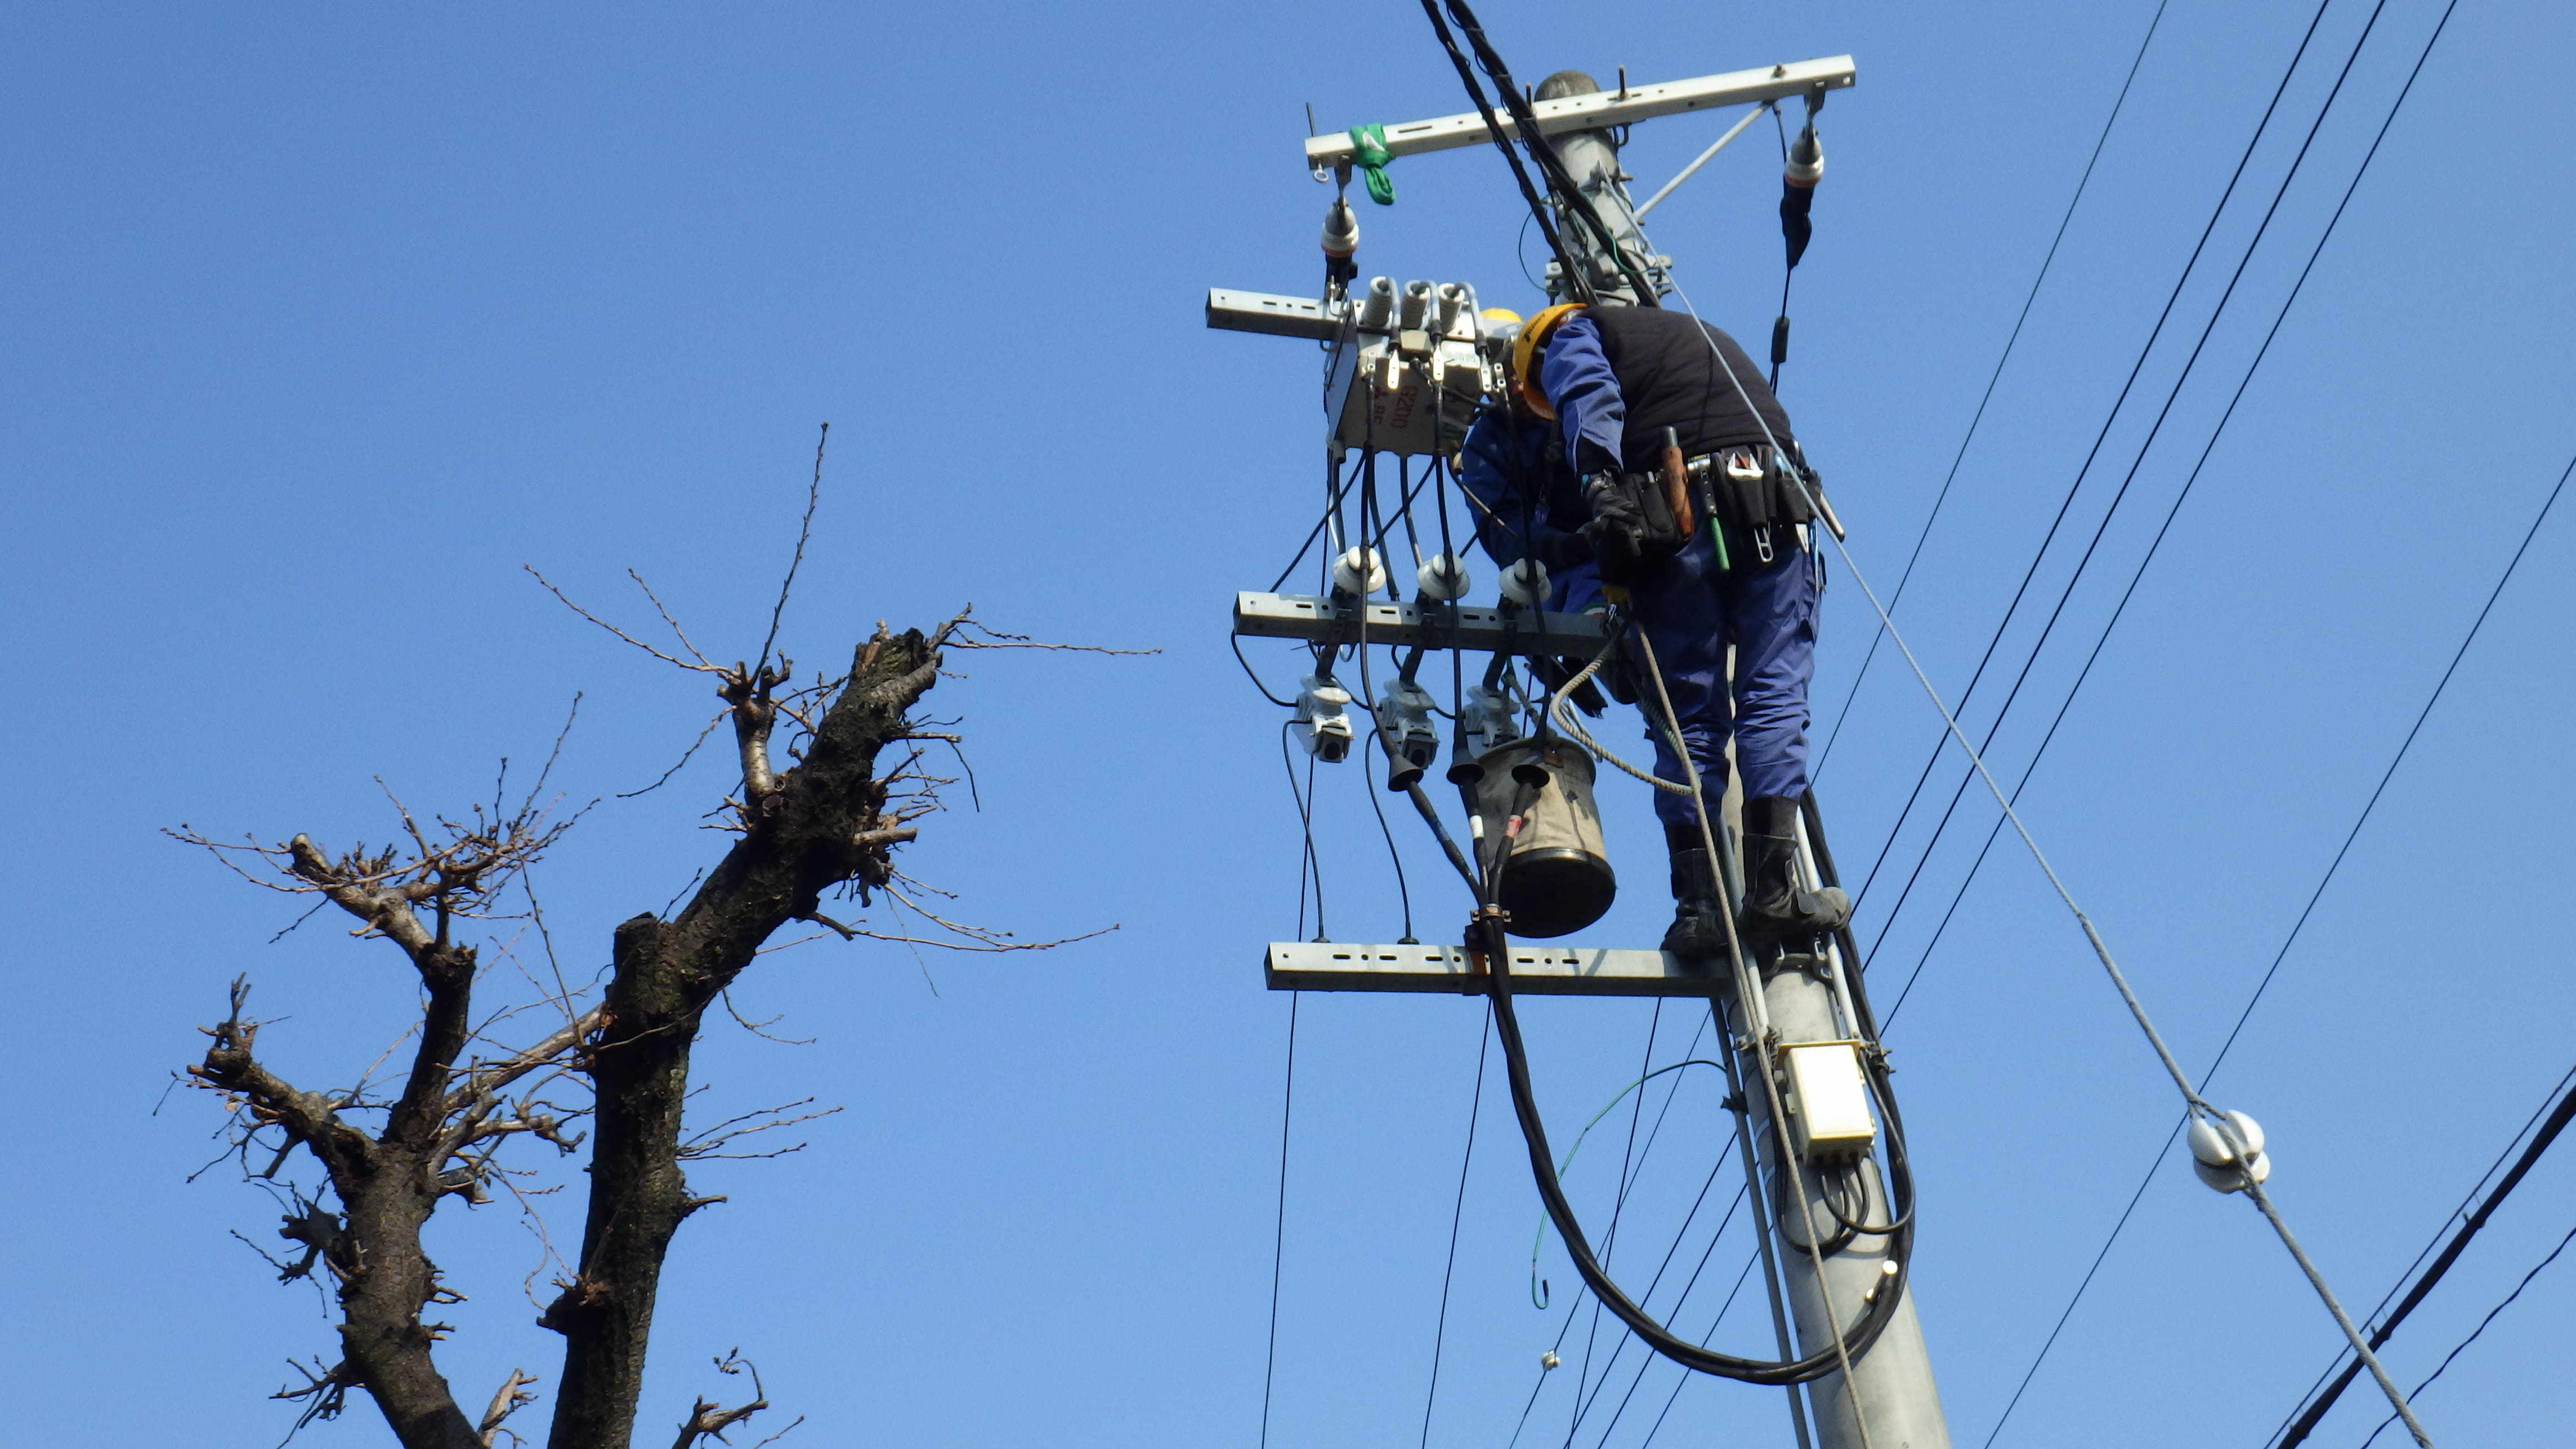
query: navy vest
[{"left": 1585, "top": 305, "right": 1794, "bottom": 469}]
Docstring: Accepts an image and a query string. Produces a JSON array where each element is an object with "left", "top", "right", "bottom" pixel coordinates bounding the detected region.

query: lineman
[{"left": 1460, "top": 301, "right": 1850, "bottom": 958}]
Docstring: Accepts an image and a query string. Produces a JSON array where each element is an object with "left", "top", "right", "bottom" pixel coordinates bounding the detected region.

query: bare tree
[{"left": 179, "top": 429, "right": 1122, "bottom": 1448}]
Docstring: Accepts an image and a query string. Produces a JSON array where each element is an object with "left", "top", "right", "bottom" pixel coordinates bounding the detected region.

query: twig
[
  {"left": 756, "top": 423, "right": 828, "bottom": 675},
  {"left": 525, "top": 565, "right": 721, "bottom": 674}
]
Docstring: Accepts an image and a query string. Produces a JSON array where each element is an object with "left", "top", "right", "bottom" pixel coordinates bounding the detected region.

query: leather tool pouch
[
  {"left": 1695, "top": 447, "right": 1817, "bottom": 536},
  {"left": 1584, "top": 428, "right": 1699, "bottom": 588}
]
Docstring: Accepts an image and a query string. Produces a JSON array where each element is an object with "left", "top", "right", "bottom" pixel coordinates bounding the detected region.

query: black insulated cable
[
  {"left": 1428, "top": 0, "right": 1663, "bottom": 305},
  {"left": 1416, "top": 0, "right": 1589, "bottom": 304},
  {"left": 2274, "top": 1063, "right": 2576, "bottom": 1446},
  {"left": 1473, "top": 835, "right": 1912, "bottom": 1384}
]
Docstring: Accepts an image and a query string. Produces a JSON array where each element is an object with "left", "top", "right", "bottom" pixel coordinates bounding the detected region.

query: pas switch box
[{"left": 1783, "top": 1043, "right": 1877, "bottom": 1158}]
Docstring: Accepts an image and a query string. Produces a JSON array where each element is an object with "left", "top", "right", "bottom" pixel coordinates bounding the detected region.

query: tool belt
[
  {"left": 1582, "top": 437, "right": 1822, "bottom": 583},
  {"left": 1688, "top": 445, "right": 1814, "bottom": 532}
]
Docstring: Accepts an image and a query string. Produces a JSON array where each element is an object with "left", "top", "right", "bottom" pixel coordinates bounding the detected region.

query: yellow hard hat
[{"left": 1509, "top": 302, "right": 1589, "bottom": 420}]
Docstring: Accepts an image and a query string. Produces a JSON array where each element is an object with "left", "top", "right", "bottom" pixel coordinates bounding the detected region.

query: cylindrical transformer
[{"left": 1471, "top": 738, "right": 1616, "bottom": 937}]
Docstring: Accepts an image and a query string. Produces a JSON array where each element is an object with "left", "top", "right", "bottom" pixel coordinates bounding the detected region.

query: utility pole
[{"left": 1215, "top": 48, "right": 1949, "bottom": 1449}]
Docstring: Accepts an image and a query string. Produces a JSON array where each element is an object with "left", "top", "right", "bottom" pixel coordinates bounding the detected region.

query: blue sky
[{"left": 4, "top": 2, "right": 2572, "bottom": 1446}]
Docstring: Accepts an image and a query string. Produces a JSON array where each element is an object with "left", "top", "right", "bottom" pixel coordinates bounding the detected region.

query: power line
[
  {"left": 1839, "top": 0, "right": 2343, "bottom": 914},
  {"left": 1258, "top": 992, "right": 1300, "bottom": 1449},
  {"left": 1876, "top": 0, "right": 2466, "bottom": 1038},
  {"left": 1811, "top": 0, "right": 2174, "bottom": 779},
  {"left": 2355, "top": 1216, "right": 2576, "bottom": 1449},
  {"left": 1850, "top": 0, "right": 2404, "bottom": 974},
  {"left": 1417, "top": 1006, "right": 1491, "bottom": 1449},
  {"left": 1975, "top": 432, "right": 2565, "bottom": 1447},
  {"left": 2276, "top": 1060, "right": 2576, "bottom": 1446}
]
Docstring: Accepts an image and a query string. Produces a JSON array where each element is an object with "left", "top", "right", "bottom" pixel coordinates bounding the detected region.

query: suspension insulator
[{"left": 2187, "top": 1110, "right": 2272, "bottom": 1194}]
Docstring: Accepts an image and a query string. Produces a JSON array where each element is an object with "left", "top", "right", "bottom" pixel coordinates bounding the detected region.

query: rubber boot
[
  {"left": 1737, "top": 795, "right": 1852, "bottom": 950},
  {"left": 1660, "top": 822, "right": 1729, "bottom": 959}
]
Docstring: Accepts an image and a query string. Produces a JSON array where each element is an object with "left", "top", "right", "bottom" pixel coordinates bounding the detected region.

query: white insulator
[
  {"left": 1360, "top": 276, "right": 1396, "bottom": 330},
  {"left": 1398, "top": 278, "right": 1433, "bottom": 332},
  {"left": 1436, "top": 282, "right": 1467, "bottom": 334},
  {"left": 1333, "top": 545, "right": 1389, "bottom": 597},
  {"left": 1416, "top": 552, "right": 1471, "bottom": 601},
  {"left": 1320, "top": 197, "right": 1359, "bottom": 258},
  {"left": 1786, "top": 129, "right": 1825, "bottom": 187},
  {"left": 1499, "top": 557, "right": 1549, "bottom": 607},
  {"left": 2188, "top": 1110, "right": 2271, "bottom": 1194}
]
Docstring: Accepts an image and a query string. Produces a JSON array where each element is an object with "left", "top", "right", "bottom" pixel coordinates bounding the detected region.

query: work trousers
[{"left": 1628, "top": 522, "right": 1822, "bottom": 830}]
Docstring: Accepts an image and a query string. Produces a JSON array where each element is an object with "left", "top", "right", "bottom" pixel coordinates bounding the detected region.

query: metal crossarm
[
  {"left": 1300, "top": 56, "right": 1855, "bottom": 171},
  {"left": 1265, "top": 940, "right": 1723, "bottom": 997},
  {"left": 1234, "top": 591, "right": 1611, "bottom": 653}
]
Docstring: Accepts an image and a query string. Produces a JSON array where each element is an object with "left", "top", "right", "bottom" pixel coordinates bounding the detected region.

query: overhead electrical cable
[
  {"left": 1812, "top": 0, "right": 2174, "bottom": 779},
  {"left": 1258, "top": 992, "right": 1300, "bottom": 1449},
  {"left": 2355, "top": 1216, "right": 2576, "bottom": 1449},
  {"left": 2275, "top": 1060, "right": 2576, "bottom": 1447},
  {"left": 1839, "top": 0, "right": 2343, "bottom": 913},
  {"left": 1876, "top": 0, "right": 2467, "bottom": 1043},
  {"left": 1854, "top": 0, "right": 2407, "bottom": 974},
  {"left": 1417, "top": 1007, "right": 1491, "bottom": 1449}
]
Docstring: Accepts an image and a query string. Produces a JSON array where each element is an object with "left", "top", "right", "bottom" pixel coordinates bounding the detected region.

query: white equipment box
[{"left": 1783, "top": 1042, "right": 1878, "bottom": 1158}]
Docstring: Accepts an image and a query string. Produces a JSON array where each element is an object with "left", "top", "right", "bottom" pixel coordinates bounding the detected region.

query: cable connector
[
  {"left": 1293, "top": 675, "right": 1355, "bottom": 764},
  {"left": 1374, "top": 676, "right": 1440, "bottom": 790}
]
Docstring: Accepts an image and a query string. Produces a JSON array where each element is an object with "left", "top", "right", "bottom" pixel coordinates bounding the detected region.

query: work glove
[
  {"left": 1536, "top": 530, "right": 1595, "bottom": 570},
  {"left": 1580, "top": 475, "right": 1646, "bottom": 576}
]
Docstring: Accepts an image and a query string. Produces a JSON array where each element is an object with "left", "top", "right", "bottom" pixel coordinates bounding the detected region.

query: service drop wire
[
  {"left": 1645, "top": 255, "right": 2437, "bottom": 1446},
  {"left": 1280, "top": 721, "right": 1326, "bottom": 942},
  {"left": 1875, "top": 0, "right": 2470, "bottom": 1042}
]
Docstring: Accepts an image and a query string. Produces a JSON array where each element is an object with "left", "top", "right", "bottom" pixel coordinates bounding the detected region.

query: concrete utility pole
[
  {"left": 1531, "top": 80, "right": 1952, "bottom": 1448},
  {"left": 1214, "top": 48, "right": 1949, "bottom": 1449},
  {"left": 1530, "top": 70, "right": 1661, "bottom": 303},
  {"left": 1723, "top": 888, "right": 1950, "bottom": 1448}
]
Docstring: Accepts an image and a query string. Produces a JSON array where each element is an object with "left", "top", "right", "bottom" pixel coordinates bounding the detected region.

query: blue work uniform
[{"left": 1460, "top": 311, "right": 1823, "bottom": 828}]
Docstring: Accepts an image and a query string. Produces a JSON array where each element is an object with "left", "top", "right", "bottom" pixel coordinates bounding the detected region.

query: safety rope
[{"left": 1543, "top": 629, "right": 1692, "bottom": 797}]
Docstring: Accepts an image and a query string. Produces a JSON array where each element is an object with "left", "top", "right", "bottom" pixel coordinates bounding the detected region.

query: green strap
[{"left": 1348, "top": 124, "right": 1395, "bottom": 206}]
